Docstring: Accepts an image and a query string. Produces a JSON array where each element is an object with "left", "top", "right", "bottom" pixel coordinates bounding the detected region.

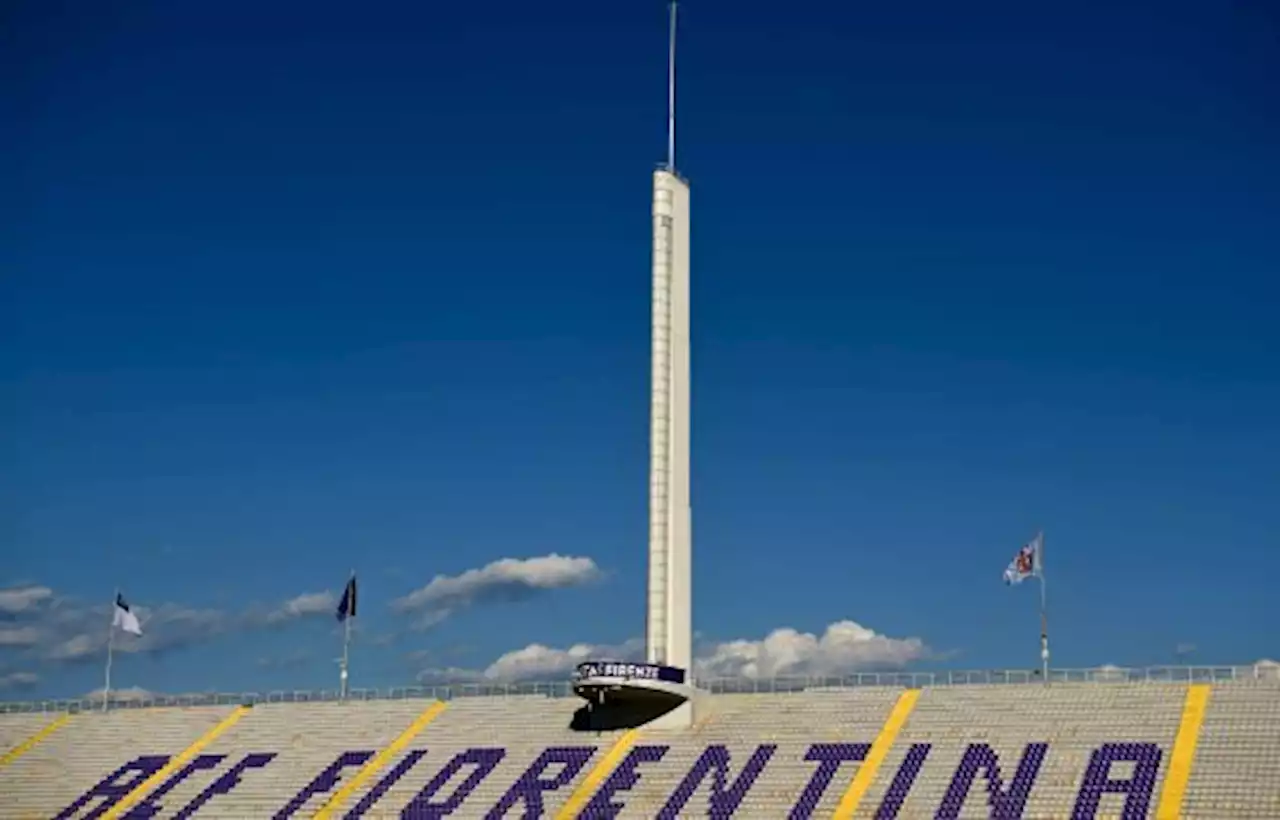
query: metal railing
[{"left": 1, "top": 663, "right": 1273, "bottom": 715}]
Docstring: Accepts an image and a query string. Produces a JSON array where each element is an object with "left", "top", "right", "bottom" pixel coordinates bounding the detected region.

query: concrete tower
[{"left": 646, "top": 1, "right": 692, "bottom": 676}]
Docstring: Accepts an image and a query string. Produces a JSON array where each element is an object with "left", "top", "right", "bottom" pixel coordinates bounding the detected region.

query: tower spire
[{"left": 667, "top": 1, "right": 677, "bottom": 172}]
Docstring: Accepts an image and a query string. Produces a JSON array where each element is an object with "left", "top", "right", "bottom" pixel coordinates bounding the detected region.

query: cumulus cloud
[
  {"left": 256, "top": 592, "right": 337, "bottom": 625},
  {"left": 452, "top": 621, "right": 928, "bottom": 683},
  {"left": 0, "top": 583, "right": 349, "bottom": 675},
  {"left": 416, "top": 666, "right": 486, "bottom": 685},
  {"left": 0, "top": 671, "right": 39, "bottom": 691},
  {"left": 1092, "top": 664, "right": 1128, "bottom": 682},
  {"left": 0, "top": 585, "right": 53, "bottom": 615},
  {"left": 694, "top": 621, "right": 929, "bottom": 680},
  {"left": 39, "top": 600, "right": 231, "bottom": 663},
  {"left": 82, "top": 686, "right": 155, "bottom": 702},
  {"left": 482, "top": 638, "right": 645, "bottom": 682},
  {"left": 391, "top": 555, "right": 600, "bottom": 628},
  {"left": 0, "top": 626, "right": 42, "bottom": 648}
]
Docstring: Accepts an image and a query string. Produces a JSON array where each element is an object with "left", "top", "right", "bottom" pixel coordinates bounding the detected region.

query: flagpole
[
  {"left": 339, "top": 570, "right": 353, "bottom": 699},
  {"left": 339, "top": 616, "right": 352, "bottom": 699},
  {"left": 103, "top": 588, "right": 118, "bottom": 712},
  {"left": 1038, "top": 531, "right": 1050, "bottom": 684}
]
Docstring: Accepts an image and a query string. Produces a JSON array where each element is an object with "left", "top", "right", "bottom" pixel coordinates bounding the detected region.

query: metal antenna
[{"left": 667, "top": 1, "right": 678, "bottom": 172}]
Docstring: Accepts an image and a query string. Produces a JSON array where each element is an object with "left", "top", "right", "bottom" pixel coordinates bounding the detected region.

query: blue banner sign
[{"left": 574, "top": 661, "right": 686, "bottom": 684}]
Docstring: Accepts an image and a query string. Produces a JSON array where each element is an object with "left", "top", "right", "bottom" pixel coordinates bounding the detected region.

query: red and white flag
[{"left": 1003, "top": 532, "right": 1043, "bottom": 585}]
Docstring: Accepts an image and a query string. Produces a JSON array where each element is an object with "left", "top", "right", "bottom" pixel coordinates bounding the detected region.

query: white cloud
[
  {"left": 391, "top": 554, "right": 601, "bottom": 627},
  {"left": 82, "top": 686, "right": 155, "bottom": 702},
  {"left": 483, "top": 638, "right": 645, "bottom": 681},
  {"left": 0, "top": 626, "right": 42, "bottom": 648},
  {"left": 416, "top": 666, "right": 486, "bottom": 685},
  {"left": 0, "top": 671, "right": 39, "bottom": 691},
  {"left": 45, "top": 634, "right": 99, "bottom": 662},
  {"left": 467, "top": 621, "right": 928, "bottom": 683},
  {"left": 694, "top": 621, "right": 929, "bottom": 679},
  {"left": 261, "top": 592, "right": 336, "bottom": 625},
  {"left": 87, "top": 603, "right": 230, "bottom": 660},
  {"left": 1, "top": 591, "right": 234, "bottom": 664},
  {"left": 1, "top": 556, "right": 603, "bottom": 689},
  {"left": 1092, "top": 664, "right": 1128, "bottom": 681},
  {"left": 0, "top": 583, "right": 351, "bottom": 677},
  {"left": 0, "top": 585, "right": 53, "bottom": 615}
]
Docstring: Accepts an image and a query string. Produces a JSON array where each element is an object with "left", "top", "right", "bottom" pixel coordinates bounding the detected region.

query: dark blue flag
[{"left": 336, "top": 576, "right": 357, "bottom": 622}]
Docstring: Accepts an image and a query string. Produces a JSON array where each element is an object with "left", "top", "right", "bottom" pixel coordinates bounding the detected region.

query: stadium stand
[
  {"left": 0, "top": 712, "right": 68, "bottom": 770},
  {"left": 1, "top": 666, "right": 1277, "bottom": 818},
  {"left": 1183, "top": 681, "right": 1280, "bottom": 818}
]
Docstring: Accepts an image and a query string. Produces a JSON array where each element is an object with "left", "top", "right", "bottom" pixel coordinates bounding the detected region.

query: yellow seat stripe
[
  {"left": 312, "top": 700, "right": 448, "bottom": 819},
  {"left": 1156, "top": 683, "right": 1212, "bottom": 820},
  {"left": 103, "top": 705, "right": 251, "bottom": 820},
  {"left": 0, "top": 714, "right": 72, "bottom": 768},
  {"left": 832, "top": 688, "right": 921, "bottom": 819},
  {"left": 555, "top": 729, "right": 641, "bottom": 819}
]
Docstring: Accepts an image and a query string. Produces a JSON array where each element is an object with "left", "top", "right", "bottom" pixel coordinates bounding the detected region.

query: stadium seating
[
  {"left": 1, "top": 672, "right": 1277, "bottom": 818},
  {"left": 0, "top": 712, "right": 59, "bottom": 761},
  {"left": 1183, "top": 681, "right": 1280, "bottom": 818}
]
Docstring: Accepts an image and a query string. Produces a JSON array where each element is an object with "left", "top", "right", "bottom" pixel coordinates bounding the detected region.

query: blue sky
[{"left": 3, "top": 0, "right": 1277, "bottom": 700}]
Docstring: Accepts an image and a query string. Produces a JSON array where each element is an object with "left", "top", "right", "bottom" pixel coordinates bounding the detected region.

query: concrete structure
[
  {"left": 645, "top": 0, "right": 693, "bottom": 682},
  {"left": 646, "top": 165, "right": 692, "bottom": 680},
  {"left": 576, "top": 2, "right": 695, "bottom": 727},
  {"left": 2, "top": 674, "right": 1278, "bottom": 818}
]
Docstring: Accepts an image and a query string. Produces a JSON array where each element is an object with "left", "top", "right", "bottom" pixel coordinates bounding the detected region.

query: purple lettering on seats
[
  {"left": 582, "top": 744, "right": 670, "bottom": 818},
  {"left": 483, "top": 746, "right": 596, "bottom": 819},
  {"left": 1071, "top": 742, "right": 1162, "bottom": 820},
  {"left": 936, "top": 743, "right": 1048, "bottom": 820},
  {"left": 119, "top": 753, "right": 226, "bottom": 819},
  {"left": 343, "top": 749, "right": 427, "bottom": 818},
  {"left": 53, "top": 756, "right": 172, "bottom": 820},
  {"left": 387, "top": 747, "right": 506, "bottom": 819},
  {"left": 873, "top": 743, "right": 931, "bottom": 820},
  {"left": 658, "top": 744, "right": 777, "bottom": 819},
  {"left": 788, "top": 743, "right": 870, "bottom": 820},
  {"left": 272, "top": 750, "right": 375, "bottom": 819},
  {"left": 172, "top": 753, "right": 276, "bottom": 820}
]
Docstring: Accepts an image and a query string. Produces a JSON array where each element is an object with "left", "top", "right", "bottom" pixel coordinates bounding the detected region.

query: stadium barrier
[{"left": 0, "top": 663, "right": 1267, "bottom": 714}]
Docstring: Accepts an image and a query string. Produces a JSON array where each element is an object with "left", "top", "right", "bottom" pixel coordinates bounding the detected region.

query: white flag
[
  {"left": 1003, "top": 532, "right": 1043, "bottom": 585},
  {"left": 113, "top": 593, "right": 143, "bottom": 636}
]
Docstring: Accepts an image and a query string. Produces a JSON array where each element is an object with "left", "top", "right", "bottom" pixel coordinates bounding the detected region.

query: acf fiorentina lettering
[
  {"left": 56, "top": 740, "right": 1164, "bottom": 819},
  {"left": 588, "top": 663, "right": 660, "bottom": 680}
]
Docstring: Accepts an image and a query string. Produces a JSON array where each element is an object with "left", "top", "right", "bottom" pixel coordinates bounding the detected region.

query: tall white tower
[
  {"left": 567, "top": 3, "right": 694, "bottom": 726},
  {"left": 646, "top": 1, "right": 692, "bottom": 675}
]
